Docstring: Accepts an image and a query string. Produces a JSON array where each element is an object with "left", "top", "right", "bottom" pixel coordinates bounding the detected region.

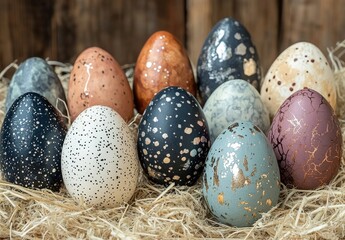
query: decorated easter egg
[
  {"left": 203, "top": 79, "right": 269, "bottom": 142},
  {"left": 137, "top": 86, "right": 210, "bottom": 186},
  {"left": 5, "top": 57, "right": 67, "bottom": 115},
  {"left": 197, "top": 17, "right": 261, "bottom": 104},
  {"left": 61, "top": 106, "right": 138, "bottom": 208},
  {"left": 134, "top": 31, "right": 196, "bottom": 114},
  {"left": 261, "top": 42, "right": 336, "bottom": 119},
  {"left": 68, "top": 47, "right": 134, "bottom": 122},
  {"left": 202, "top": 121, "right": 280, "bottom": 227},
  {"left": 268, "top": 88, "right": 342, "bottom": 189},
  {"left": 0, "top": 92, "right": 67, "bottom": 191}
]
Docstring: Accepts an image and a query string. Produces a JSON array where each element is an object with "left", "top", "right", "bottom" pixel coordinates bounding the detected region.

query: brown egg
[
  {"left": 68, "top": 47, "right": 134, "bottom": 122},
  {"left": 134, "top": 31, "right": 196, "bottom": 114}
]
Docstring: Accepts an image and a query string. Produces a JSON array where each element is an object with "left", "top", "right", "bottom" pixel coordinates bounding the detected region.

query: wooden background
[{"left": 1, "top": 0, "right": 345, "bottom": 76}]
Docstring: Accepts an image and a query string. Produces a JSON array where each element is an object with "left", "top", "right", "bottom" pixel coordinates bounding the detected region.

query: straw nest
[{"left": 1, "top": 42, "right": 345, "bottom": 239}]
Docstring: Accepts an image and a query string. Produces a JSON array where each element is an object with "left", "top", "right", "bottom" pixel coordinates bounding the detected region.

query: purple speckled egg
[{"left": 268, "top": 88, "right": 342, "bottom": 189}]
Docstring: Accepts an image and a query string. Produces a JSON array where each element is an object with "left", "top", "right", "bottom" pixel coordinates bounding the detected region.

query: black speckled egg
[
  {"left": 5, "top": 57, "right": 67, "bottom": 115},
  {"left": 137, "top": 86, "right": 211, "bottom": 186},
  {"left": 0, "top": 92, "right": 67, "bottom": 191},
  {"left": 197, "top": 17, "right": 261, "bottom": 104}
]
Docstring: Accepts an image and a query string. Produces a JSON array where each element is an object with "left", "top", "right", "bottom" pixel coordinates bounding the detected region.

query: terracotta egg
[
  {"left": 268, "top": 88, "right": 342, "bottom": 189},
  {"left": 261, "top": 42, "right": 336, "bottom": 119},
  {"left": 134, "top": 31, "right": 196, "bottom": 114},
  {"left": 68, "top": 47, "right": 134, "bottom": 122}
]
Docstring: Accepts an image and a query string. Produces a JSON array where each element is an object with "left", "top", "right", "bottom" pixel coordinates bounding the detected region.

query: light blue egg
[
  {"left": 202, "top": 121, "right": 280, "bottom": 227},
  {"left": 203, "top": 79, "right": 270, "bottom": 143}
]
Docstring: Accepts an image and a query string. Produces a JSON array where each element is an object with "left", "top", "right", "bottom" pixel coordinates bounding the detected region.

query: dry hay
[{"left": 0, "top": 44, "right": 345, "bottom": 239}]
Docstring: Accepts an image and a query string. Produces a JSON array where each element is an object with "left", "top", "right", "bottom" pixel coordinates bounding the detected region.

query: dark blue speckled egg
[
  {"left": 137, "top": 86, "right": 211, "bottom": 186},
  {"left": 197, "top": 17, "right": 261, "bottom": 104},
  {"left": 0, "top": 92, "right": 67, "bottom": 191},
  {"left": 5, "top": 57, "right": 67, "bottom": 115}
]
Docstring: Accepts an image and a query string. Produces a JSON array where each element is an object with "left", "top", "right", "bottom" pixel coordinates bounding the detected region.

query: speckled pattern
[
  {"left": 197, "top": 17, "right": 261, "bottom": 104},
  {"left": 268, "top": 88, "right": 342, "bottom": 190},
  {"left": 68, "top": 47, "right": 134, "bottom": 122},
  {"left": 137, "top": 86, "right": 210, "bottom": 186},
  {"left": 0, "top": 92, "right": 67, "bottom": 191},
  {"left": 134, "top": 31, "right": 196, "bottom": 114},
  {"left": 61, "top": 106, "right": 139, "bottom": 208},
  {"left": 203, "top": 79, "right": 270, "bottom": 142},
  {"left": 5, "top": 57, "right": 67, "bottom": 115},
  {"left": 202, "top": 121, "right": 280, "bottom": 227},
  {"left": 261, "top": 42, "right": 337, "bottom": 119}
]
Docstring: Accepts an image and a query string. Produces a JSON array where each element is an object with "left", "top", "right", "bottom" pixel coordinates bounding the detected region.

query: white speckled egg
[
  {"left": 261, "top": 42, "right": 336, "bottom": 118},
  {"left": 203, "top": 79, "right": 270, "bottom": 142},
  {"left": 61, "top": 106, "right": 139, "bottom": 208}
]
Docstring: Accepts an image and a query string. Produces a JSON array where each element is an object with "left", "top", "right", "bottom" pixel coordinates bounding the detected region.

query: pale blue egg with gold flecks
[
  {"left": 197, "top": 18, "right": 261, "bottom": 105},
  {"left": 202, "top": 121, "right": 280, "bottom": 227},
  {"left": 5, "top": 57, "right": 67, "bottom": 115},
  {"left": 0, "top": 92, "right": 67, "bottom": 191},
  {"left": 203, "top": 79, "right": 270, "bottom": 143},
  {"left": 137, "top": 86, "right": 211, "bottom": 186}
]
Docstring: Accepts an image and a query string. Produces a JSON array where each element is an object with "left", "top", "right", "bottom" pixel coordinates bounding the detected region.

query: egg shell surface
[
  {"left": 61, "top": 106, "right": 139, "bottom": 208},
  {"left": 203, "top": 79, "right": 270, "bottom": 142},
  {"left": 137, "top": 86, "right": 210, "bottom": 186},
  {"left": 134, "top": 31, "right": 196, "bottom": 114},
  {"left": 268, "top": 88, "right": 342, "bottom": 189},
  {"left": 197, "top": 17, "right": 261, "bottom": 104},
  {"left": 5, "top": 57, "right": 67, "bottom": 115},
  {"left": 68, "top": 47, "right": 134, "bottom": 122},
  {"left": 202, "top": 121, "right": 280, "bottom": 227},
  {"left": 261, "top": 42, "right": 336, "bottom": 119},
  {"left": 0, "top": 92, "right": 67, "bottom": 191}
]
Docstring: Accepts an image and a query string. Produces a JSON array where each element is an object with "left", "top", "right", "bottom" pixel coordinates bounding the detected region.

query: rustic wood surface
[{"left": 0, "top": 0, "right": 344, "bottom": 76}]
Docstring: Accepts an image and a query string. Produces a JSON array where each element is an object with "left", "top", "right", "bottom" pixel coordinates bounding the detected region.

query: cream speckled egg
[
  {"left": 261, "top": 42, "right": 336, "bottom": 118},
  {"left": 61, "top": 106, "right": 138, "bottom": 208}
]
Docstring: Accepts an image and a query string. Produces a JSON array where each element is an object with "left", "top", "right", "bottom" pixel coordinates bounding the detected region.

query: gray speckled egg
[
  {"left": 137, "top": 86, "right": 210, "bottom": 186},
  {"left": 0, "top": 92, "right": 67, "bottom": 191},
  {"left": 202, "top": 121, "right": 280, "bottom": 227},
  {"left": 6, "top": 57, "right": 67, "bottom": 115},
  {"left": 203, "top": 79, "right": 270, "bottom": 142},
  {"left": 61, "top": 106, "right": 139, "bottom": 208},
  {"left": 197, "top": 17, "right": 261, "bottom": 104}
]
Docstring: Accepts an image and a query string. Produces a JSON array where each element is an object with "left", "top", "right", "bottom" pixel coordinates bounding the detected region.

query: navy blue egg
[
  {"left": 5, "top": 57, "right": 67, "bottom": 115},
  {"left": 197, "top": 17, "right": 261, "bottom": 104},
  {"left": 137, "top": 86, "right": 211, "bottom": 186},
  {"left": 0, "top": 92, "right": 67, "bottom": 191}
]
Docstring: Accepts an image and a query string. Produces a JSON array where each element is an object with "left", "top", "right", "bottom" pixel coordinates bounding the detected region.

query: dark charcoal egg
[
  {"left": 197, "top": 17, "right": 261, "bottom": 104},
  {"left": 5, "top": 57, "right": 67, "bottom": 115},
  {"left": 0, "top": 92, "right": 67, "bottom": 191},
  {"left": 137, "top": 86, "right": 210, "bottom": 186}
]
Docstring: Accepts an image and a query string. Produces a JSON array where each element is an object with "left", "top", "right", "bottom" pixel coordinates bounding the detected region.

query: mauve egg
[
  {"left": 202, "top": 121, "right": 280, "bottom": 227},
  {"left": 0, "top": 92, "right": 67, "bottom": 191},
  {"left": 261, "top": 42, "right": 336, "bottom": 119},
  {"left": 197, "top": 17, "right": 261, "bottom": 104},
  {"left": 137, "top": 86, "right": 210, "bottom": 186},
  {"left": 6, "top": 57, "right": 67, "bottom": 115},
  {"left": 68, "top": 47, "right": 134, "bottom": 122},
  {"left": 61, "top": 106, "right": 139, "bottom": 208},
  {"left": 268, "top": 88, "right": 342, "bottom": 189},
  {"left": 134, "top": 31, "right": 196, "bottom": 114}
]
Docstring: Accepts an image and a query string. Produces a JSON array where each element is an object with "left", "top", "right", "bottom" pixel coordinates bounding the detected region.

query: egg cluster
[{"left": 0, "top": 17, "right": 342, "bottom": 228}]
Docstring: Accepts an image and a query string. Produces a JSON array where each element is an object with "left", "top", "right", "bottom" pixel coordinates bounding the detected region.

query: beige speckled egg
[
  {"left": 134, "top": 31, "right": 196, "bottom": 114},
  {"left": 68, "top": 47, "right": 134, "bottom": 122},
  {"left": 261, "top": 42, "right": 336, "bottom": 119}
]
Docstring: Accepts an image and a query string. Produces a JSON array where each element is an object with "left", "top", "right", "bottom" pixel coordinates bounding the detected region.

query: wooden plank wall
[{"left": 1, "top": 0, "right": 345, "bottom": 77}]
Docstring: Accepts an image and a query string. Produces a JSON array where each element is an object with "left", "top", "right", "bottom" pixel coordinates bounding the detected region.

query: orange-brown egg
[
  {"left": 134, "top": 31, "right": 196, "bottom": 114},
  {"left": 68, "top": 47, "right": 134, "bottom": 122}
]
